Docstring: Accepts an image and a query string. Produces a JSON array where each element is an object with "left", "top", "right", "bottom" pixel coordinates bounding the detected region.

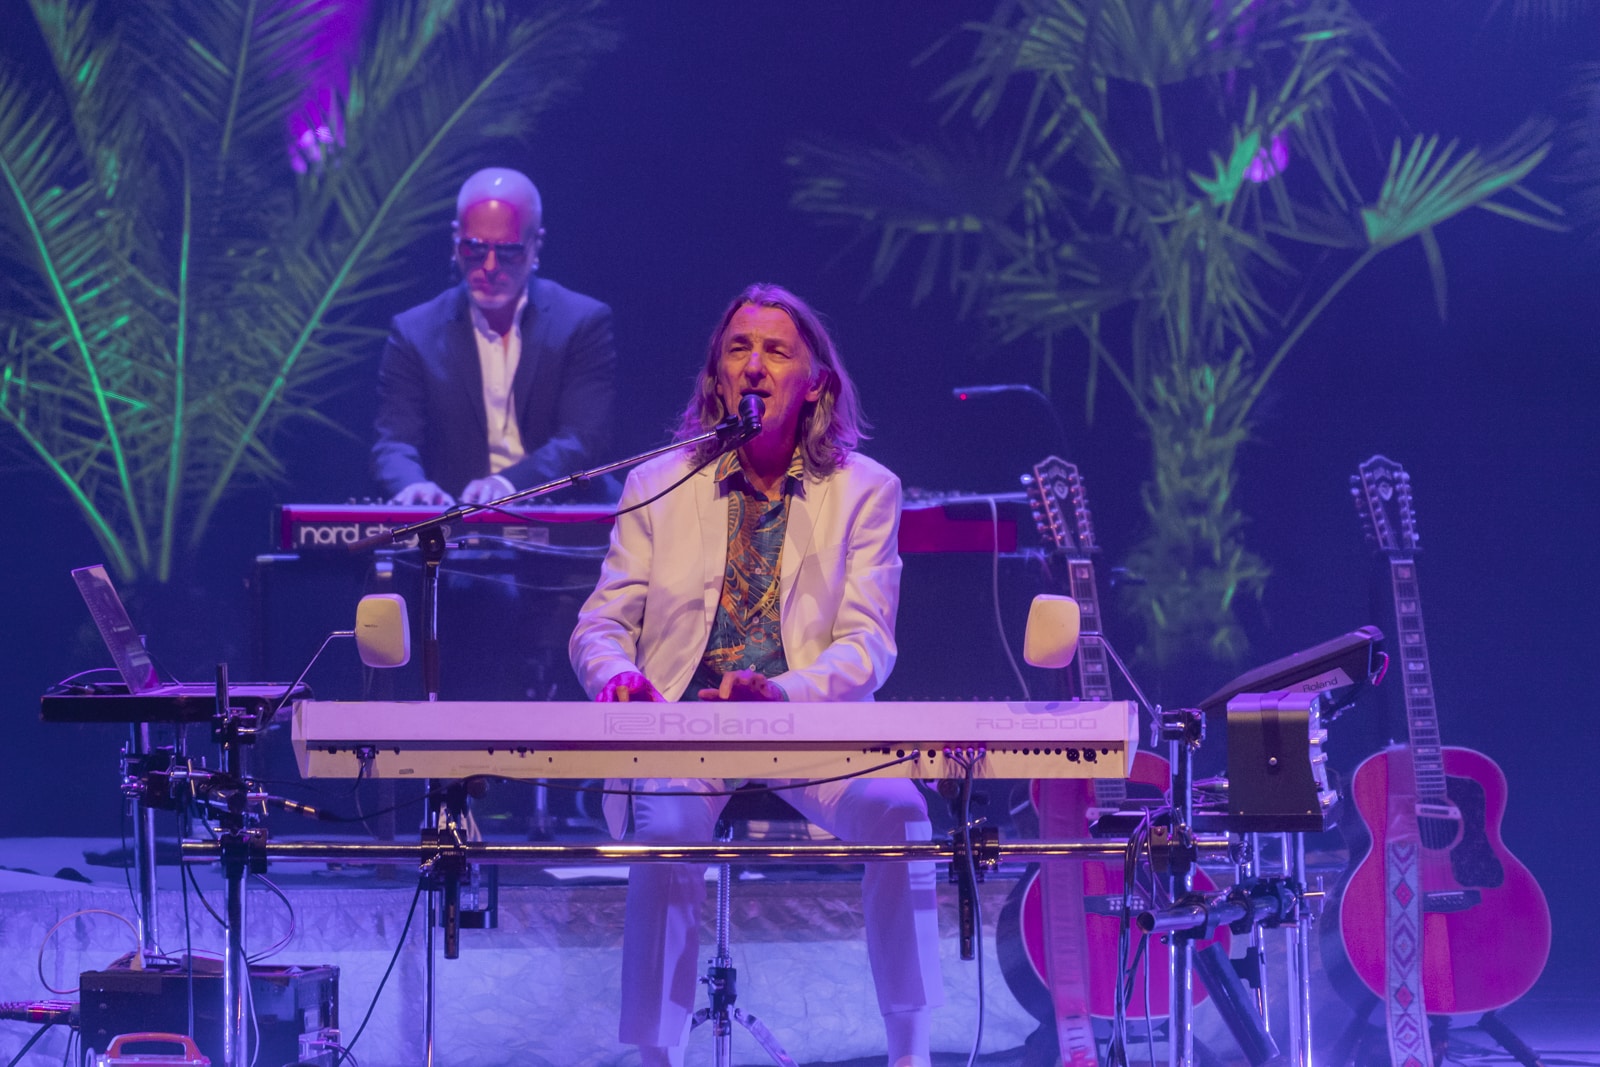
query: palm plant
[
  {"left": 790, "top": 0, "right": 1560, "bottom": 674},
  {"left": 0, "top": 0, "right": 615, "bottom": 582}
]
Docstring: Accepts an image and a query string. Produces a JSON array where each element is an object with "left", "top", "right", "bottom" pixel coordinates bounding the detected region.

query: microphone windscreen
[
  {"left": 355, "top": 593, "right": 411, "bottom": 668},
  {"left": 1023, "top": 594, "right": 1080, "bottom": 669}
]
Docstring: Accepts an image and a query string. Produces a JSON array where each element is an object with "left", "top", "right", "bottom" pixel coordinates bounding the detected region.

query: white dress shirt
[{"left": 469, "top": 291, "right": 529, "bottom": 484}]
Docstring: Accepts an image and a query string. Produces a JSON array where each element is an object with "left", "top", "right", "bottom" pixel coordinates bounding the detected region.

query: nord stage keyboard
[
  {"left": 293, "top": 699, "right": 1136, "bottom": 781},
  {"left": 277, "top": 495, "right": 1030, "bottom": 554}
]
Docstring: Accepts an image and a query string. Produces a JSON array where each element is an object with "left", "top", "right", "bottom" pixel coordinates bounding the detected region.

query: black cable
[
  {"left": 1138, "top": 813, "right": 1164, "bottom": 1067},
  {"left": 946, "top": 752, "right": 985, "bottom": 1067},
  {"left": 263, "top": 754, "right": 924, "bottom": 825},
  {"left": 181, "top": 805, "right": 197, "bottom": 1047},
  {"left": 3, "top": 1021, "right": 55, "bottom": 1067},
  {"left": 608, "top": 449, "right": 723, "bottom": 519},
  {"left": 49, "top": 667, "right": 125, "bottom": 688},
  {"left": 245, "top": 873, "right": 296, "bottom": 963},
  {"left": 1106, "top": 812, "right": 1148, "bottom": 1067},
  {"left": 320, "top": 1043, "right": 361, "bottom": 1067},
  {"left": 118, "top": 805, "right": 138, "bottom": 921},
  {"left": 341, "top": 879, "right": 425, "bottom": 1062},
  {"left": 529, "top": 754, "right": 924, "bottom": 798},
  {"left": 183, "top": 864, "right": 226, "bottom": 928}
]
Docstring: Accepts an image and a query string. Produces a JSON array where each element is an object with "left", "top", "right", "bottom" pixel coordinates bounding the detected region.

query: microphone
[
  {"left": 738, "top": 393, "right": 764, "bottom": 440},
  {"left": 952, "top": 384, "right": 1039, "bottom": 401},
  {"left": 716, "top": 394, "right": 765, "bottom": 448},
  {"left": 951, "top": 382, "right": 1070, "bottom": 453}
]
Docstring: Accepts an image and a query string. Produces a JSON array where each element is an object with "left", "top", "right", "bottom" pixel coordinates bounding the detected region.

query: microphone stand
[
  {"left": 352, "top": 413, "right": 751, "bottom": 701},
  {"left": 349, "top": 413, "right": 752, "bottom": 1067}
]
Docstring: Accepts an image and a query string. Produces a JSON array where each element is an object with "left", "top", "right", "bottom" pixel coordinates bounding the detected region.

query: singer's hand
[
  {"left": 598, "top": 671, "right": 665, "bottom": 703},
  {"left": 698, "top": 669, "right": 787, "bottom": 702},
  {"left": 392, "top": 480, "right": 455, "bottom": 506}
]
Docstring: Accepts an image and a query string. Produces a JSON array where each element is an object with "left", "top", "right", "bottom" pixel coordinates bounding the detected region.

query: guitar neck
[
  {"left": 1387, "top": 555, "right": 1448, "bottom": 803},
  {"left": 1066, "top": 559, "right": 1114, "bottom": 703},
  {"left": 1065, "top": 556, "right": 1124, "bottom": 805}
]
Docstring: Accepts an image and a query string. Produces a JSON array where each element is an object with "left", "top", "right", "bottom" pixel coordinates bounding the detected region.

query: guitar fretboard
[
  {"left": 1066, "top": 559, "right": 1124, "bottom": 806},
  {"left": 1388, "top": 557, "right": 1447, "bottom": 802},
  {"left": 1067, "top": 561, "right": 1114, "bottom": 702}
]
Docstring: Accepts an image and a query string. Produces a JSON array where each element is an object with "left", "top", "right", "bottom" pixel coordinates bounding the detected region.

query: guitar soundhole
[{"left": 1418, "top": 815, "right": 1462, "bottom": 851}]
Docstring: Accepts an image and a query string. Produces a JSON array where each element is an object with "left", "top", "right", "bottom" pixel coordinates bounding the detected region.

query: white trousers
[{"left": 618, "top": 776, "right": 945, "bottom": 1048}]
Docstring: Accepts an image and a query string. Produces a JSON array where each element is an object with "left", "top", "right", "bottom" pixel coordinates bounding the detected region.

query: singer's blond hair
[{"left": 675, "top": 283, "right": 867, "bottom": 477}]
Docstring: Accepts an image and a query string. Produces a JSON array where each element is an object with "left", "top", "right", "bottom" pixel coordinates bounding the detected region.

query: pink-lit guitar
[
  {"left": 1325, "top": 455, "right": 1549, "bottom": 1014},
  {"left": 1004, "top": 456, "right": 1225, "bottom": 1027}
]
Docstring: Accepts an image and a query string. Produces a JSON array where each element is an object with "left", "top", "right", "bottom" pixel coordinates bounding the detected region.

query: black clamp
[
  {"left": 1136, "top": 875, "right": 1304, "bottom": 940},
  {"left": 1159, "top": 705, "right": 1205, "bottom": 748},
  {"left": 217, "top": 828, "right": 269, "bottom": 877}
]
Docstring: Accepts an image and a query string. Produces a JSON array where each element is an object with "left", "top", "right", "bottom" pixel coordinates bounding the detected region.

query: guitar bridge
[{"left": 1421, "top": 889, "right": 1481, "bottom": 913}]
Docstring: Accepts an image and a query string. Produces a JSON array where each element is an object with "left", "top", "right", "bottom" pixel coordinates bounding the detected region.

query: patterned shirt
[{"left": 685, "top": 449, "right": 807, "bottom": 699}]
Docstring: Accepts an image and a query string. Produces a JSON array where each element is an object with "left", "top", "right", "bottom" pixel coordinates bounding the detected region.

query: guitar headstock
[
  {"left": 1022, "top": 455, "right": 1097, "bottom": 556},
  {"left": 1351, "top": 454, "right": 1420, "bottom": 556}
]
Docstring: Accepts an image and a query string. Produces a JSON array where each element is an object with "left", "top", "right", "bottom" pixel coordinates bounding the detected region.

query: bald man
[{"left": 372, "top": 167, "right": 616, "bottom": 505}]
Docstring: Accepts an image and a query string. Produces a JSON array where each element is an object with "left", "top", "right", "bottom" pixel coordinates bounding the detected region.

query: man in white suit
[{"left": 570, "top": 284, "right": 942, "bottom": 1067}]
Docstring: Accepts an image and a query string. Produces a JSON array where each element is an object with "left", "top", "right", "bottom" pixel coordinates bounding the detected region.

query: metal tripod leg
[
  {"left": 1477, "top": 1011, "right": 1547, "bottom": 1067},
  {"left": 688, "top": 849, "right": 798, "bottom": 1067}
]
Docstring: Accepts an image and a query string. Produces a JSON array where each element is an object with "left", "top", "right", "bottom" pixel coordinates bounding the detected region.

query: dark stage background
[{"left": 3, "top": 1, "right": 1596, "bottom": 988}]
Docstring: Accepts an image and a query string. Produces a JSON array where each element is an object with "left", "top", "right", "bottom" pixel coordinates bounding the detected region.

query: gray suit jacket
[{"left": 371, "top": 277, "right": 616, "bottom": 497}]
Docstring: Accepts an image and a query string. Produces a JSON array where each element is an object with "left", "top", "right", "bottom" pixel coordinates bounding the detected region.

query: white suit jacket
[{"left": 569, "top": 449, "right": 902, "bottom": 704}]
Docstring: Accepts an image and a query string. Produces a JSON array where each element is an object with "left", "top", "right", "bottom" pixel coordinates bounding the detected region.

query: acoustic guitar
[
  {"left": 999, "top": 456, "right": 1226, "bottom": 1027},
  {"left": 1324, "top": 455, "right": 1549, "bottom": 1014}
]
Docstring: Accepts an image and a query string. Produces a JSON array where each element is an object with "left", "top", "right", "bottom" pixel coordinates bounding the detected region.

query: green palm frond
[
  {"left": 788, "top": 136, "right": 1041, "bottom": 312},
  {"left": 0, "top": 0, "right": 616, "bottom": 580},
  {"left": 191, "top": 0, "right": 616, "bottom": 538},
  {"left": 1363, "top": 123, "right": 1560, "bottom": 247},
  {"left": 1363, "top": 121, "right": 1561, "bottom": 315},
  {"left": 790, "top": 0, "right": 1560, "bottom": 673},
  {"left": 0, "top": 68, "right": 157, "bottom": 570}
]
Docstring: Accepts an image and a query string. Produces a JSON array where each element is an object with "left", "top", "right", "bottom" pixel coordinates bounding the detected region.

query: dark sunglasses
[{"left": 455, "top": 237, "right": 528, "bottom": 267}]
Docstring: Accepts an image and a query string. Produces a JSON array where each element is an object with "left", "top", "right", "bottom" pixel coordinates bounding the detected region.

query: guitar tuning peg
[{"left": 1020, "top": 474, "right": 1036, "bottom": 487}]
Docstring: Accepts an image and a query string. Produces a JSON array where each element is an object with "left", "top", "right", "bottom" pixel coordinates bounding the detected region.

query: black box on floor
[{"left": 79, "top": 958, "right": 338, "bottom": 1067}]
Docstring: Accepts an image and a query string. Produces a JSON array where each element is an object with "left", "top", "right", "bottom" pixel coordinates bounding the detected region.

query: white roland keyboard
[{"left": 292, "top": 699, "right": 1138, "bottom": 781}]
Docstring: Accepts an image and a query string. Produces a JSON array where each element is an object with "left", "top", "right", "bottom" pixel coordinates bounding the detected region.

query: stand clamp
[
  {"left": 1159, "top": 704, "right": 1205, "bottom": 748},
  {"left": 1137, "top": 876, "right": 1305, "bottom": 939},
  {"left": 945, "top": 821, "right": 999, "bottom": 961},
  {"left": 419, "top": 824, "right": 496, "bottom": 960},
  {"left": 217, "top": 827, "right": 270, "bottom": 880}
]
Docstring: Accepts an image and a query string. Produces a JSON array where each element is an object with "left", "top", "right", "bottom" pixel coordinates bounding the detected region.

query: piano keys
[{"left": 292, "top": 698, "right": 1137, "bottom": 781}]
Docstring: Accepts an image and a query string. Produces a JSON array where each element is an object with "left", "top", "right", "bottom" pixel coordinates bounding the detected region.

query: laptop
[
  {"left": 71, "top": 564, "right": 162, "bottom": 693},
  {"left": 49, "top": 564, "right": 304, "bottom": 722}
]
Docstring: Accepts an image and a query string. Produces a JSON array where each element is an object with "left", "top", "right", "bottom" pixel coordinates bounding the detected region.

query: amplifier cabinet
[{"left": 79, "top": 960, "right": 338, "bottom": 1067}]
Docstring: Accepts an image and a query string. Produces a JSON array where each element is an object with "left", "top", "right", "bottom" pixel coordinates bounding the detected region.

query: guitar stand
[
  {"left": 1152, "top": 708, "right": 1320, "bottom": 1067},
  {"left": 1328, "top": 1008, "right": 1547, "bottom": 1067},
  {"left": 688, "top": 820, "right": 799, "bottom": 1067},
  {"left": 1473, "top": 1011, "right": 1546, "bottom": 1067}
]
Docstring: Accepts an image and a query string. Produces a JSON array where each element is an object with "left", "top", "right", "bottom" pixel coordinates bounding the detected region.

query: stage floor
[{"left": 1, "top": 837, "right": 1594, "bottom": 1067}]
